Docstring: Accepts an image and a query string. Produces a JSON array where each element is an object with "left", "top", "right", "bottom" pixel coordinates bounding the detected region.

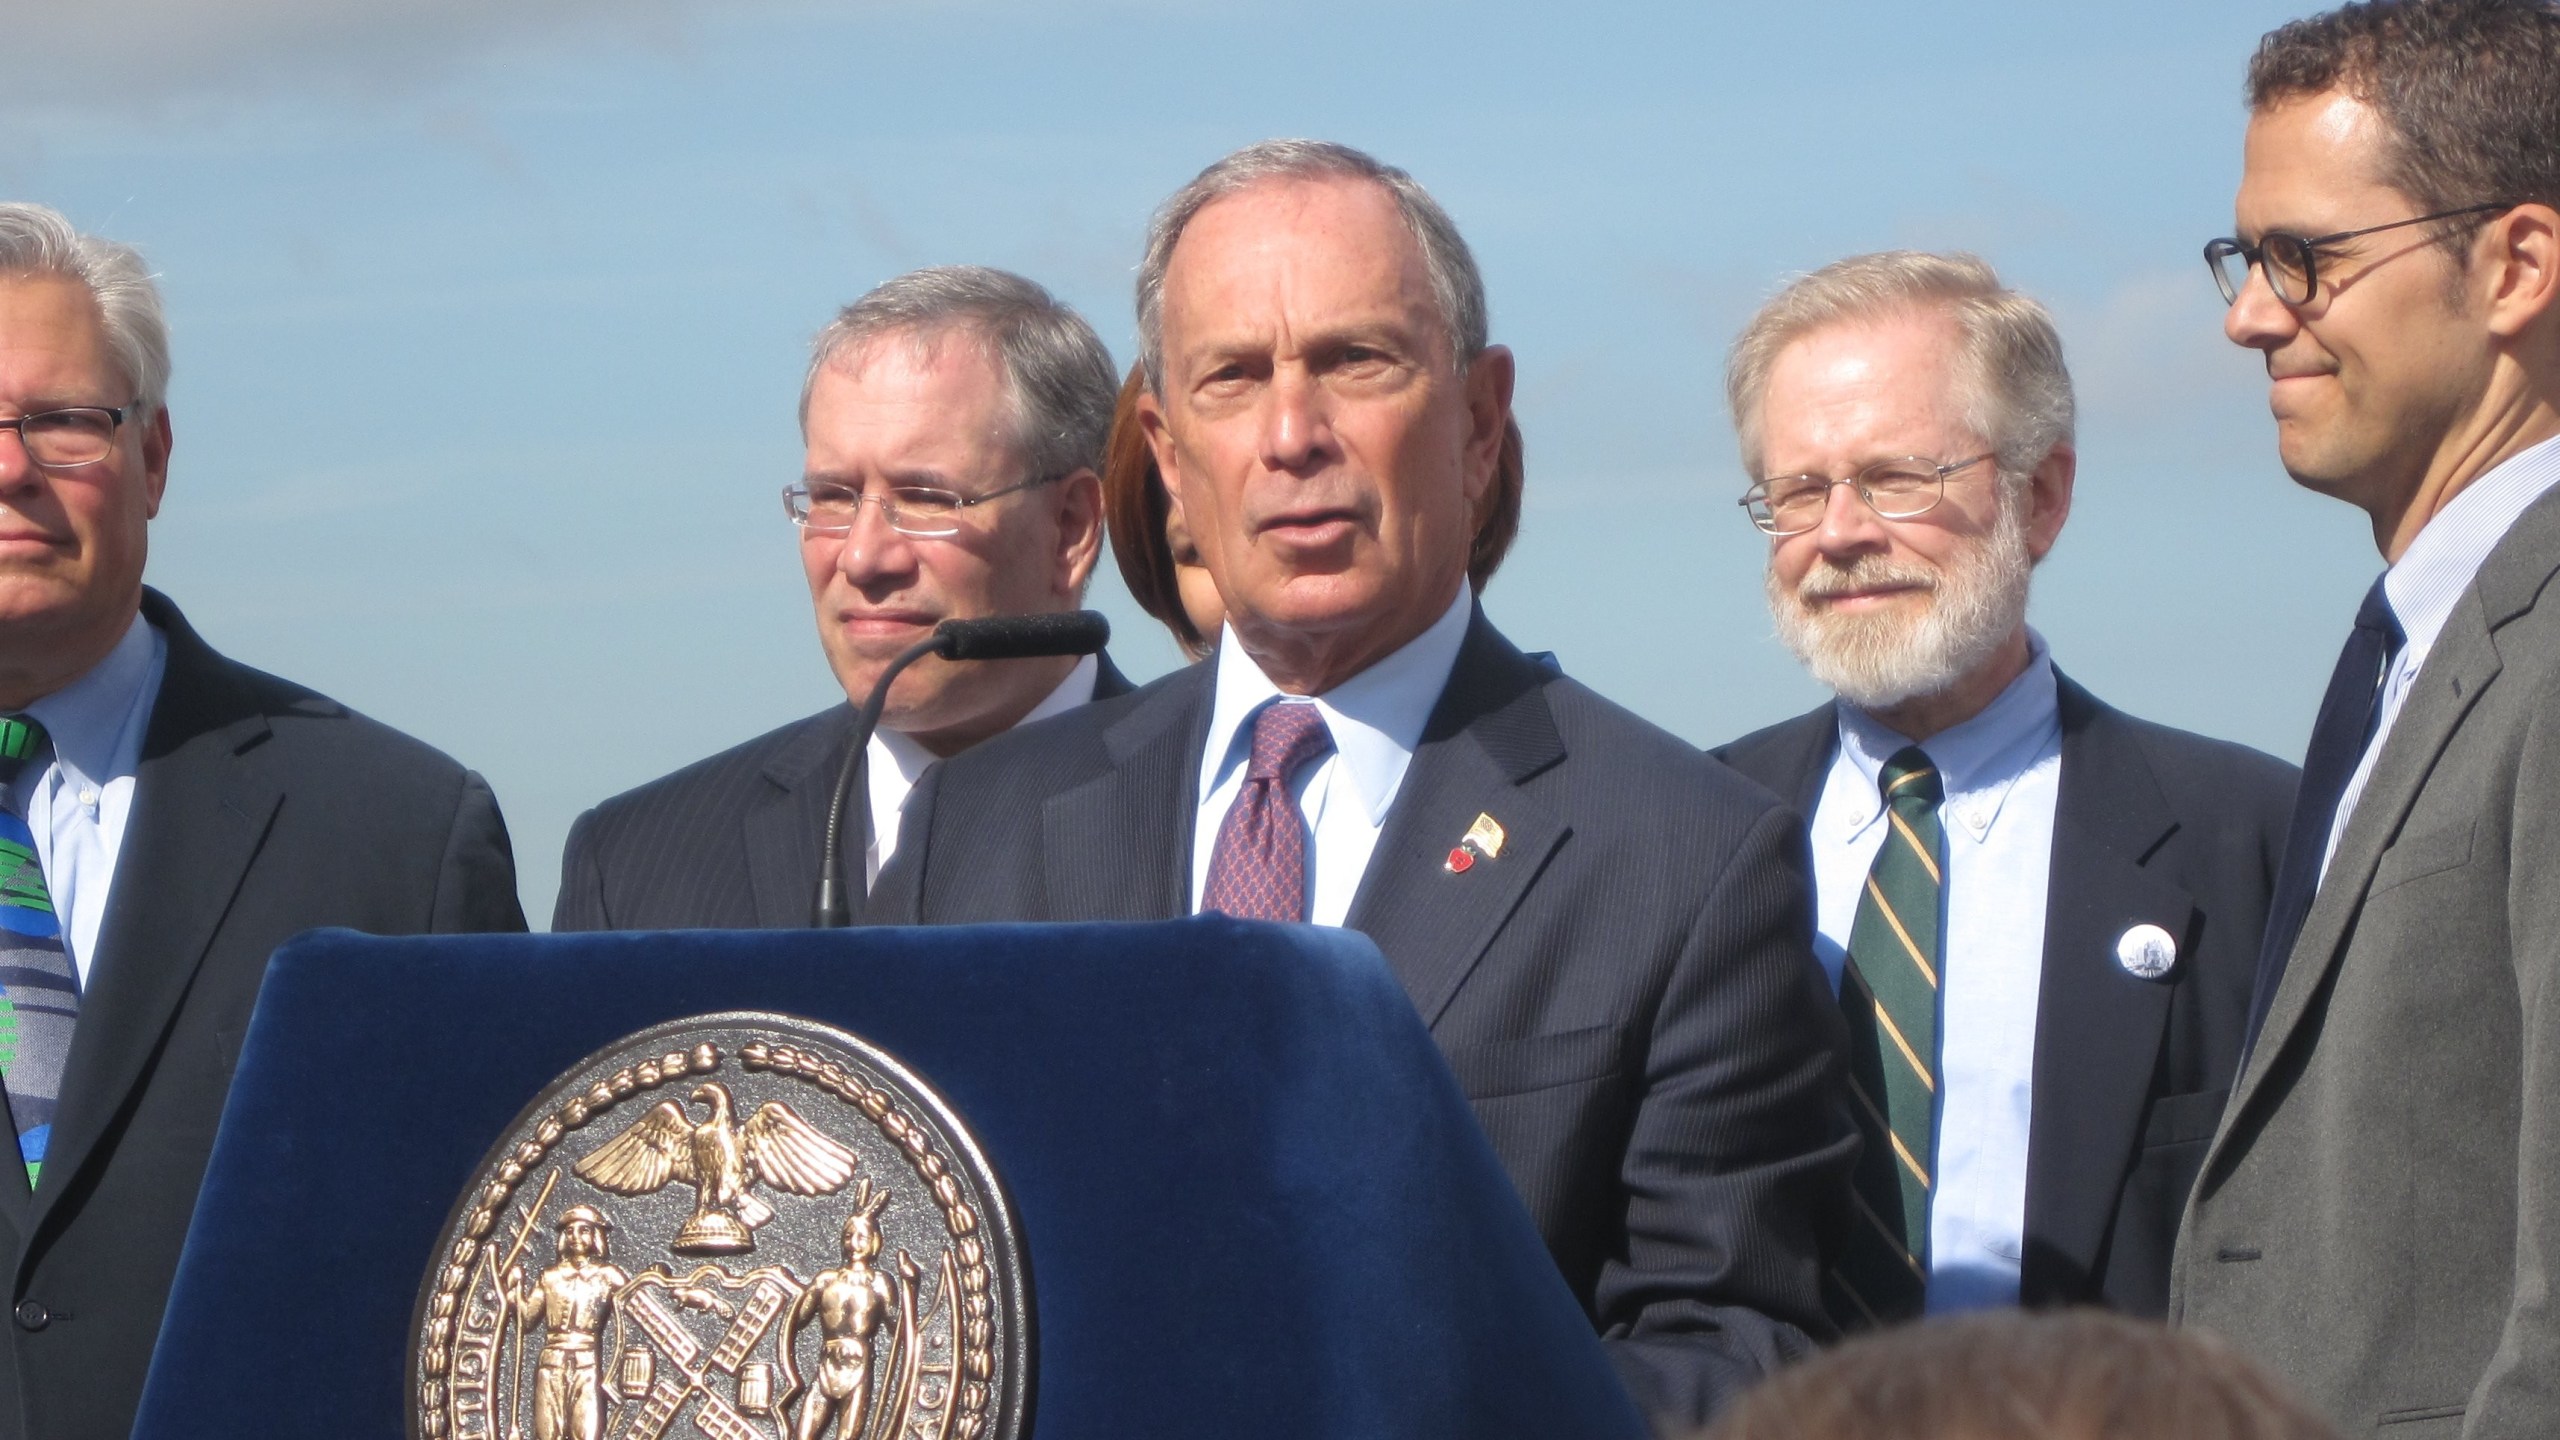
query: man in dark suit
[
  {"left": 1711, "top": 252, "right": 2295, "bottom": 1326},
  {"left": 555, "top": 267, "right": 1131, "bottom": 931},
  {"left": 872, "top": 140, "right": 1854, "bottom": 1427},
  {"left": 0, "top": 203, "right": 526, "bottom": 1439},
  {"left": 2174, "top": 4, "right": 2560, "bottom": 1433}
]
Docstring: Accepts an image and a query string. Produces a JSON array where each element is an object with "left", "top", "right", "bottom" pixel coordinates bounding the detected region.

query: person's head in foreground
[{"left": 1699, "top": 1310, "right": 2343, "bottom": 1440}]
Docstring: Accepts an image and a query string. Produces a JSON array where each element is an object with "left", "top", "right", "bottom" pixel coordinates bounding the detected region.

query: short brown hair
[
  {"left": 2247, "top": 0, "right": 2560, "bottom": 224},
  {"left": 1698, "top": 1311, "right": 2341, "bottom": 1440}
]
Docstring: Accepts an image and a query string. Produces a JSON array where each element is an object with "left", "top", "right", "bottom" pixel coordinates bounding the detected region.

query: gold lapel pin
[{"left": 1445, "top": 812, "right": 1508, "bottom": 873}]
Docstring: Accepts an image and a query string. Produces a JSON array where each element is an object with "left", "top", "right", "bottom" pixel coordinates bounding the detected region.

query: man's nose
[
  {"left": 832, "top": 497, "right": 919, "bottom": 586},
  {"left": 1259, "top": 370, "right": 1334, "bottom": 473},
  {"left": 2224, "top": 262, "right": 2298, "bottom": 351},
  {"left": 1812, "top": 479, "right": 1890, "bottom": 560}
]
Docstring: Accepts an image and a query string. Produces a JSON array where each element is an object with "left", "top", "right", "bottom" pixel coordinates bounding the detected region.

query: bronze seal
[{"left": 410, "top": 1013, "right": 1028, "bottom": 1440}]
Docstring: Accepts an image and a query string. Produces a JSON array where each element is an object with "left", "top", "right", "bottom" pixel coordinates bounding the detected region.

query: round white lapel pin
[{"left": 2114, "top": 923, "right": 2178, "bottom": 981}]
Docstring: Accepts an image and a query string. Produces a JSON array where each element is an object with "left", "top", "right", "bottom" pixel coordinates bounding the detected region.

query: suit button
[{"left": 12, "top": 1300, "right": 48, "bottom": 1331}]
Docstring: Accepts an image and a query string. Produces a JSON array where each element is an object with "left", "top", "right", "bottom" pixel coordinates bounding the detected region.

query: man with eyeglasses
[
  {"left": 1713, "top": 252, "right": 2296, "bottom": 1332},
  {"left": 872, "top": 140, "right": 1856, "bottom": 1427},
  {"left": 2170, "top": 3, "right": 2560, "bottom": 1433},
  {"left": 0, "top": 203, "right": 527, "bottom": 1440},
  {"left": 553, "top": 267, "right": 1130, "bottom": 930}
]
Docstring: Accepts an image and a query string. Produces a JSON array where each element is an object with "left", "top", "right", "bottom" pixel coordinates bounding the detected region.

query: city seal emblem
[{"left": 411, "top": 1013, "right": 1028, "bottom": 1440}]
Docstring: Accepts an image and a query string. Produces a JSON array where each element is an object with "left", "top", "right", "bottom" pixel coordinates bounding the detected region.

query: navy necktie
[{"left": 2244, "top": 576, "right": 2403, "bottom": 1053}]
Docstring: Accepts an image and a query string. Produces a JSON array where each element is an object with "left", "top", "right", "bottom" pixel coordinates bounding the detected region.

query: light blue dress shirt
[
  {"left": 1190, "top": 587, "right": 1472, "bottom": 926},
  {"left": 2324, "top": 432, "right": 2560, "bottom": 876},
  {"left": 13, "top": 614, "right": 167, "bottom": 989},
  {"left": 1810, "top": 631, "right": 2062, "bottom": 1313}
]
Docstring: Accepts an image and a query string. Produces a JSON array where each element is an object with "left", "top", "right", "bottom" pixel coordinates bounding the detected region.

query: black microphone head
[{"left": 934, "top": 609, "right": 1111, "bottom": 662}]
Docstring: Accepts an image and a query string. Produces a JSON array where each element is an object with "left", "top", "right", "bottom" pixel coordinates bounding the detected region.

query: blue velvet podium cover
[{"left": 134, "top": 918, "right": 1646, "bottom": 1439}]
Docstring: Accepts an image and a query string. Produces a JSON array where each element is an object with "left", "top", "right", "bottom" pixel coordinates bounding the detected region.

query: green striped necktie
[
  {"left": 1828, "top": 746, "right": 1945, "bottom": 1329},
  {"left": 0, "top": 713, "right": 75, "bottom": 1190}
]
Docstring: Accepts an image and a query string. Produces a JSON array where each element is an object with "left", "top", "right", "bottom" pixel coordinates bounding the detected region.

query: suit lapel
[
  {"left": 32, "top": 596, "right": 281, "bottom": 1238},
  {"left": 2020, "top": 677, "right": 2191, "bottom": 1301},
  {"left": 1719, "top": 703, "right": 1838, "bottom": 819},
  {"left": 1040, "top": 666, "right": 1208, "bottom": 920},
  {"left": 745, "top": 708, "right": 853, "bottom": 927},
  {"left": 1346, "top": 613, "right": 1569, "bottom": 1027}
]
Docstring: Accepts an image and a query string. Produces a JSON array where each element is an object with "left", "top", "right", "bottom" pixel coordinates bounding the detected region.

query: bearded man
[{"left": 1714, "top": 251, "right": 2297, "bottom": 1326}]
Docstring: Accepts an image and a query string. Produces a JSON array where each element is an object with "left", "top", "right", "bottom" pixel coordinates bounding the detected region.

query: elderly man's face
[
  {"left": 800, "top": 334, "right": 1101, "bottom": 755},
  {"left": 1758, "top": 312, "right": 2068, "bottom": 710},
  {"left": 0, "top": 275, "right": 168, "bottom": 707},
  {"left": 1141, "top": 176, "right": 1511, "bottom": 693}
]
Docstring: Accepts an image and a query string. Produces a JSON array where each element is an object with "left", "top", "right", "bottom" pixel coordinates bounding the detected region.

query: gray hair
[
  {"left": 1725, "top": 251, "right": 2075, "bottom": 487},
  {"left": 802, "top": 265, "right": 1118, "bottom": 482},
  {"left": 0, "top": 203, "right": 171, "bottom": 416},
  {"left": 1135, "top": 139, "right": 1489, "bottom": 391}
]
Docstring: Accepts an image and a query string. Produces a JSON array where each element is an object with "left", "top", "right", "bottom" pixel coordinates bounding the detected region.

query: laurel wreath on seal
[{"left": 415, "top": 1039, "right": 1000, "bottom": 1440}]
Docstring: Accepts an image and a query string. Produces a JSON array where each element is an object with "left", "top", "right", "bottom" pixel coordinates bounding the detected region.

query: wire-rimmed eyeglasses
[
  {"left": 783, "top": 472, "right": 1065, "bottom": 539},
  {"left": 1740, "top": 454, "right": 1996, "bottom": 536},
  {"left": 2204, "top": 202, "right": 2511, "bottom": 307},
  {"left": 0, "top": 404, "right": 134, "bottom": 470}
]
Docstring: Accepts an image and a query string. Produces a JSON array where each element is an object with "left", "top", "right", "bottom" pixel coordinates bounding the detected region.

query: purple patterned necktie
[{"left": 1201, "top": 701, "right": 1335, "bottom": 923}]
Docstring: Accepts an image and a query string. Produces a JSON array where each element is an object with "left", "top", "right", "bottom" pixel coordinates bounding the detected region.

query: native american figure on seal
[
  {"left": 785, "top": 1180, "right": 923, "bottom": 1440},
  {"left": 572, "top": 1081, "right": 861, "bottom": 1254}
]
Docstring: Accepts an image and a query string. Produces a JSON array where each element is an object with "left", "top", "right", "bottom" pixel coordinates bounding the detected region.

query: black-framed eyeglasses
[
  {"left": 783, "top": 471, "right": 1065, "bottom": 539},
  {"left": 2204, "top": 202, "right": 2511, "bottom": 307},
  {"left": 1740, "top": 453, "right": 1996, "bottom": 536},
  {"left": 0, "top": 404, "right": 133, "bottom": 470}
]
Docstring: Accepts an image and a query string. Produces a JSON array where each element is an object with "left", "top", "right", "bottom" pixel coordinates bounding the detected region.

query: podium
[{"left": 134, "top": 918, "right": 1647, "bottom": 1439}]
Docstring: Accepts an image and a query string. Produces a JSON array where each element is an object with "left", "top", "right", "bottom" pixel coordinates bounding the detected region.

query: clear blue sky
[{"left": 4, "top": 0, "right": 2370, "bottom": 926}]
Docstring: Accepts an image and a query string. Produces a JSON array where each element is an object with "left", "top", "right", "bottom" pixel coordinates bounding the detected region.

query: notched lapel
[
  {"left": 747, "top": 711, "right": 851, "bottom": 927},
  {"left": 36, "top": 695, "right": 281, "bottom": 1234},
  {"left": 1346, "top": 613, "right": 1570, "bottom": 1027},
  {"left": 2024, "top": 688, "right": 2193, "bottom": 1299},
  {"left": 1039, "top": 672, "right": 1206, "bottom": 921}
]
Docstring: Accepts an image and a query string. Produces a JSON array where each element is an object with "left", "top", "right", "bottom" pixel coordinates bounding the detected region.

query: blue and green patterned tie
[
  {"left": 1827, "top": 746, "right": 1945, "bottom": 1329},
  {"left": 0, "top": 714, "right": 75, "bottom": 1190}
]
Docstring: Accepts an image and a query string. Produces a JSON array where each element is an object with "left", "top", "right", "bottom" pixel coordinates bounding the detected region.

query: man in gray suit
[
  {"left": 553, "top": 267, "right": 1131, "bottom": 930},
  {"left": 2174, "top": 2, "right": 2560, "bottom": 1435}
]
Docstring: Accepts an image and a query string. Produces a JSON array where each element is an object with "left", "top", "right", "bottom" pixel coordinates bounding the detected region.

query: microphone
[{"left": 812, "top": 609, "right": 1112, "bottom": 926}]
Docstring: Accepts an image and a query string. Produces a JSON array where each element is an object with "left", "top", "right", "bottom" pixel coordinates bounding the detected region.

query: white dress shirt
[
  {"left": 11, "top": 614, "right": 167, "bottom": 988},
  {"left": 1810, "top": 631, "right": 2063, "bottom": 1313},
  {"left": 2324, "top": 433, "right": 2560, "bottom": 876},
  {"left": 865, "top": 651, "right": 1099, "bottom": 889},
  {"left": 1189, "top": 587, "right": 1471, "bottom": 926}
]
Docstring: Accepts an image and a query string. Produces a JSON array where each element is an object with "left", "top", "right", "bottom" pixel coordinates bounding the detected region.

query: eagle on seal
[{"left": 574, "top": 1081, "right": 860, "bottom": 1254}]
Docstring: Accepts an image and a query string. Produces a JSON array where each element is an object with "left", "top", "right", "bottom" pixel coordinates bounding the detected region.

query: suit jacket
[
  {"left": 2173, "top": 486, "right": 2560, "bottom": 1439},
  {"left": 1717, "top": 672, "right": 2295, "bottom": 1318},
  {"left": 870, "top": 610, "right": 1856, "bottom": 1426},
  {"left": 1, "top": 590, "right": 526, "bottom": 1440},
  {"left": 552, "top": 653, "right": 1133, "bottom": 931}
]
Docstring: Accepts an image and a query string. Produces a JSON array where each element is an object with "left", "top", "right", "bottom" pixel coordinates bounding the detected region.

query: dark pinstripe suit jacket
[
  {"left": 1716, "top": 675, "right": 2296, "bottom": 1318},
  {"left": 552, "top": 654, "right": 1131, "bottom": 931},
  {"left": 870, "top": 609, "right": 1856, "bottom": 1426}
]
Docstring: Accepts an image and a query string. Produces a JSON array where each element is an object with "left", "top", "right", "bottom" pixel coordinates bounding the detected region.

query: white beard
[{"left": 1767, "top": 499, "right": 2033, "bottom": 712}]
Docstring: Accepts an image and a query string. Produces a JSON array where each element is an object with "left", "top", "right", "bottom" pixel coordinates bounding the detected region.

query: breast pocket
[
  {"left": 1438, "top": 1025, "right": 1626, "bottom": 1100},
  {"left": 2370, "top": 819, "right": 2475, "bottom": 896}
]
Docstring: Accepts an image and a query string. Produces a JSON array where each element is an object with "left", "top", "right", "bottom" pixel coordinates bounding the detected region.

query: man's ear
[
  {"left": 1053, "top": 468, "right": 1104, "bottom": 600},
  {"left": 2023, "top": 441, "right": 2074, "bottom": 564},
  {"left": 1461, "top": 345, "right": 1515, "bottom": 505},
  {"left": 141, "top": 405, "right": 172, "bottom": 519},
  {"left": 1137, "top": 384, "right": 1182, "bottom": 509},
  {"left": 2483, "top": 203, "right": 2560, "bottom": 345}
]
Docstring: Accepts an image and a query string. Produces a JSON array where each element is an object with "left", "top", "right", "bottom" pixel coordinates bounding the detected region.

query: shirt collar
[
  {"left": 2384, "top": 431, "right": 2560, "bottom": 663},
  {"left": 1199, "top": 585, "right": 1473, "bottom": 825},
  {"left": 24, "top": 611, "right": 162, "bottom": 788},
  {"left": 1834, "top": 629, "right": 2061, "bottom": 836}
]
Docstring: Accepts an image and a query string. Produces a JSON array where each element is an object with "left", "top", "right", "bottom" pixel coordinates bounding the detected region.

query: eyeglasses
[
  {"left": 0, "top": 404, "right": 134, "bottom": 470},
  {"left": 2204, "top": 202, "right": 2510, "bottom": 307},
  {"left": 783, "top": 472, "right": 1065, "bottom": 539},
  {"left": 1740, "top": 454, "right": 1996, "bottom": 536}
]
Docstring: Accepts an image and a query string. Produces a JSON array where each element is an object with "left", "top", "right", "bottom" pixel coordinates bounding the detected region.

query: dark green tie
[{"left": 1828, "top": 746, "right": 1944, "bottom": 1329}]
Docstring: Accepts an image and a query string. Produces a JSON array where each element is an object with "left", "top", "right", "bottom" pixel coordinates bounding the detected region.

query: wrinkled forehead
[
  {"left": 1157, "top": 176, "right": 1442, "bottom": 354},
  {"left": 1760, "top": 313, "right": 1974, "bottom": 454}
]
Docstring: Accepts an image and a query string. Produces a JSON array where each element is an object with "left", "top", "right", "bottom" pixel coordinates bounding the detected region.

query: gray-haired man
[{"left": 554, "top": 266, "right": 1131, "bottom": 929}]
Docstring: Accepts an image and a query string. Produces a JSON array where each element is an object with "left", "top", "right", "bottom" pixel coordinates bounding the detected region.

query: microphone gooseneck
[{"left": 811, "top": 609, "right": 1112, "bottom": 927}]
